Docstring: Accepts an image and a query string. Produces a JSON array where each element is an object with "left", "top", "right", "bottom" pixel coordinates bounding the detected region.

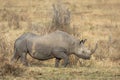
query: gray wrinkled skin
[{"left": 11, "top": 30, "right": 97, "bottom": 67}]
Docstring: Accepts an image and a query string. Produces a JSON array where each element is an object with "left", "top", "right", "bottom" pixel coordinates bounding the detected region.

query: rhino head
[{"left": 73, "top": 39, "right": 98, "bottom": 60}]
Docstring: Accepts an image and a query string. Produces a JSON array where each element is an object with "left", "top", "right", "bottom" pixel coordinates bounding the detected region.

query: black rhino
[{"left": 11, "top": 30, "right": 97, "bottom": 67}]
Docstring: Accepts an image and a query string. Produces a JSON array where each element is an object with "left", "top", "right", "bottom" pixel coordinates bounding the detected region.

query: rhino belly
[{"left": 32, "top": 49, "right": 54, "bottom": 60}]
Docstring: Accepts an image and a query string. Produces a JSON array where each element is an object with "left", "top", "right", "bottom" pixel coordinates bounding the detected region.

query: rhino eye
[{"left": 82, "top": 51, "right": 85, "bottom": 53}]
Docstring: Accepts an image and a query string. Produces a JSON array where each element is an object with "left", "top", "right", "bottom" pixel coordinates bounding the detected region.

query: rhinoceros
[{"left": 11, "top": 30, "right": 97, "bottom": 67}]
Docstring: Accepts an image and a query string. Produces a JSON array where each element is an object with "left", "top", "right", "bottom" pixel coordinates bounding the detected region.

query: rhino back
[{"left": 29, "top": 30, "right": 77, "bottom": 51}]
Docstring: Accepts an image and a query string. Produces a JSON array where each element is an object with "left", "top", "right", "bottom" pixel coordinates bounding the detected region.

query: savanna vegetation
[{"left": 0, "top": 0, "right": 120, "bottom": 80}]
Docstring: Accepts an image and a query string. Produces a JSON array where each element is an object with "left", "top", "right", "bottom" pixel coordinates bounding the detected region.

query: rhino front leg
[
  {"left": 20, "top": 53, "right": 29, "bottom": 66},
  {"left": 53, "top": 52, "right": 69, "bottom": 67},
  {"left": 63, "top": 55, "right": 69, "bottom": 67}
]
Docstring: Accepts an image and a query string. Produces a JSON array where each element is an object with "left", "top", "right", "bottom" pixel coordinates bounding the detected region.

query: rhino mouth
[
  {"left": 75, "top": 53, "right": 90, "bottom": 60},
  {"left": 80, "top": 56, "right": 90, "bottom": 60},
  {"left": 83, "top": 57, "right": 90, "bottom": 60}
]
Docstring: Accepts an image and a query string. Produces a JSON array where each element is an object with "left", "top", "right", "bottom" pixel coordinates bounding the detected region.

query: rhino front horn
[{"left": 90, "top": 42, "right": 98, "bottom": 55}]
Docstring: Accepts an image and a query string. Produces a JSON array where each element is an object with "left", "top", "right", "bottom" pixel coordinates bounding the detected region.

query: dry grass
[
  {"left": 0, "top": 63, "right": 25, "bottom": 77},
  {"left": 0, "top": 65, "right": 120, "bottom": 80},
  {"left": 0, "top": 0, "right": 120, "bottom": 80}
]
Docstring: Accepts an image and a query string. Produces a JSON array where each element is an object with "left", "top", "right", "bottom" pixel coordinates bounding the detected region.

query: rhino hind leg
[
  {"left": 55, "top": 58, "right": 61, "bottom": 67},
  {"left": 11, "top": 52, "right": 20, "bottom": 64},
  {"left": 20, "top": 52, "right": 29, "bottom": 66}
]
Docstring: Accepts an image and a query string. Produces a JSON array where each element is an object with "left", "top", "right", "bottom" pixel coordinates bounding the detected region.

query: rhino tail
[{"left": 11, "top": 44, "right": 20, "bottom": 64}]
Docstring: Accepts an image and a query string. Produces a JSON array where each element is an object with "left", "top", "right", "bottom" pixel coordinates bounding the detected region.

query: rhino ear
[
  {"left": 83, "top": 39, "right": 87, "bottom": 44},
  {"left": 80, "top": 39, "right": 87, "bottom": 44}
]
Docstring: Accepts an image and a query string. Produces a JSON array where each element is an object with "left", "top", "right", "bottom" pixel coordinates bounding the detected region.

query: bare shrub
[{"left": 51, "top": 2, "right": 71, "bottom": 32}]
